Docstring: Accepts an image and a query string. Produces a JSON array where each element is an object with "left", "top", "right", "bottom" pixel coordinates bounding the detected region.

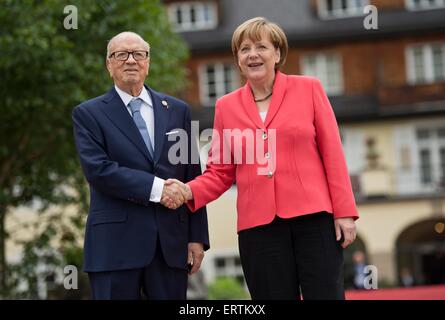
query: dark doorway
[{"left": 396, "top": 218, "right": 445, "bottom": 286}]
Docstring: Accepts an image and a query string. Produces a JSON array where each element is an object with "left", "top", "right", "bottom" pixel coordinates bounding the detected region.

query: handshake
[{"left": 160, "top": 179, "right": 193, "bottom": 209}]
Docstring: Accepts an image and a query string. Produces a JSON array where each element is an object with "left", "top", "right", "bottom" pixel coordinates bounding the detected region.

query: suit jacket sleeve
[
  {"left": 184, "top": 107, "right": 210, "bottom": 250},
  {"left": 312, "top": 78, "right": 359, "bottom": 219},
  {"left": 72, "top": 104, "right": 155, "bottom": 205},
  {"left": 186, "top": 100, "right": 236, "bottom": 212}
]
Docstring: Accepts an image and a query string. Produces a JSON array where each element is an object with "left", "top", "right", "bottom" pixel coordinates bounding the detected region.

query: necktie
[{"left": 129, "top": 98, "right": 154, "bottom": 158}]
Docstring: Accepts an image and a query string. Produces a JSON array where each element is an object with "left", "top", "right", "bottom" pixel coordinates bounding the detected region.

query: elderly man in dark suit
[{"left": 72, "top": 31, "right": 209, "bottom": 300}]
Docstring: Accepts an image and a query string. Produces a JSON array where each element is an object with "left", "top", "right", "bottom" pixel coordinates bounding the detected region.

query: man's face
[{"left": 106, "top": 35, "right": 149, "bottom": 88}]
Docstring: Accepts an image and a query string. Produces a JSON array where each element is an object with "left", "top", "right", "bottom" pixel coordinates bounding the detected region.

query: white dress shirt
[
  {"left": 259, "top": 111, "right": 267, "bottom": 122},
  {"left": 114, "top": 85, "right": 164, "bottom": 203}
]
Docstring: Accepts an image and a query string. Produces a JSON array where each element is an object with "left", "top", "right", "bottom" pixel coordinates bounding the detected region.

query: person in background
[
  {"left": 400, "top": 267, "right": 415, "bottom": 287},
  {"left": 352, "top": 250, "right": 367, "bottom": 289}
]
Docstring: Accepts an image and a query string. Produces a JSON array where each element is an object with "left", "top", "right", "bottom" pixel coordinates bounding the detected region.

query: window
[
  {"left": 416, "top": 127, "right": 445, "bottom": 188},
  {"left": 301, "top": 53, "right": 343, "bottom": 95},
  {"left": 440, "top": 147, "right": 445, "bottom": 188},
  {"left": 407, "top": 44, "right": 445, "bottom": 84},
  {"left": 340, "top": 129, "right": 366, "bottom": 196},
  {"left": 199, "top": 63, "right": 238, "bottom": 105},
  {"left": 420, "top": 149, "right": 432, "bottom": 184},
  {"left": 341, "top": 129, "right": 366, "bottom": 175},
  {"left": 168, "top": 1, "right": 217, "bottom": 32},
  {"left": 406, "top": 0, "right": 445, "bottom": 10},
  {"left": 395, "top": 124, "right": 445, "bottom": 195},
  {"left": 317, "top": 0, "right": 368, "bottom": 18}
]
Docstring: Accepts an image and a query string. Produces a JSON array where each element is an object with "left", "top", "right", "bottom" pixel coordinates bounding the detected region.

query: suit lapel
[
  {"left": 241, "top": 84, "right": 265, "bottom": 130},
  {"left": 147, "top": 86, "right": 172, "bottom": 165},
  {"left": 241, "top": 71, "right": 288, "bottom": 129},
  {"left": 99, "top": 87, "right": 153, "bottom": 162},
  {"left": 264, "top": 71, "right": 287, "bottom": 128}
]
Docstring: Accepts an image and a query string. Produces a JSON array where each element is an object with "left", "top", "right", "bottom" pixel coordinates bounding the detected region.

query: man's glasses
[{"left": 109, "top": 50, "right": 149, "bottom": 61}]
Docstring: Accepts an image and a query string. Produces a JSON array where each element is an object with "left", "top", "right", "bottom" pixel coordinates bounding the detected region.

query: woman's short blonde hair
[{"left": 231, "top": 17, "right": 288, "bottom": 70}]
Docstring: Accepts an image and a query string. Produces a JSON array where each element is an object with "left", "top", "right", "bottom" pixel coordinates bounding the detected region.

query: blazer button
[
  {"left": 262, "top": 132, "right": 267, "bottom": 140},
  {"left": 267, "top": 171, "right": 273, "bottom": 178},
  {"left": 265, "top": 152, "right": 270, "bottom": 159}
]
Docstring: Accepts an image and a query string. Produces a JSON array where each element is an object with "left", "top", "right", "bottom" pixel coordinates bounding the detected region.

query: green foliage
[
  {"left": 0, "top": 0, "right": 188, "bottom": 297},
  {"left": 207, "top": 277, "right": 249, "bottom": 300},
  {"left": 0, "top": 0, "right": 188, "bottom": 208}
]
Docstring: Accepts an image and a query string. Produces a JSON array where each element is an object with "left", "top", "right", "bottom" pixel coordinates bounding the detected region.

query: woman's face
[{"left": 237, "top": 32, "right": 280, "bottom": 83}]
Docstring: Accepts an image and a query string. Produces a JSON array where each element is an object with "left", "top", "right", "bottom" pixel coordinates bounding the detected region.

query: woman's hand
[{"left": 334, "top": 217, "right": 356, "bottom": 248}]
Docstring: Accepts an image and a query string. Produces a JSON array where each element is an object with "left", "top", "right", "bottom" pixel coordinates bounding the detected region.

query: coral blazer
[{"left": 187, "top": 71, "right": 359, "bottom": 232}]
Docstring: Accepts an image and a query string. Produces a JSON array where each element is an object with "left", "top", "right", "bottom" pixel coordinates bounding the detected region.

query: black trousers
[
  {"left": 238, "top": 212, "right": 345, "bottom": 300},
  {"left": 88, "top": 237, "right": 187, "bottom": 300}
]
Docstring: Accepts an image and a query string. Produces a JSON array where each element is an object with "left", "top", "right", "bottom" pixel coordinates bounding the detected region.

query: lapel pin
[{"left": 161, "top": 100, "right": 169, "bottom": 109}]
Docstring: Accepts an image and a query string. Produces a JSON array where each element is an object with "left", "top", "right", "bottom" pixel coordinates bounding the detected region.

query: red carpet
[{"left": 345, "top": 285, "right": 445, "bottom": 300}]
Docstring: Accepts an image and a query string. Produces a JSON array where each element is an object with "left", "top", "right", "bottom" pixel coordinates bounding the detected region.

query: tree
[{"left": 0, "top": 0, "right": 188, "bottom": 296}]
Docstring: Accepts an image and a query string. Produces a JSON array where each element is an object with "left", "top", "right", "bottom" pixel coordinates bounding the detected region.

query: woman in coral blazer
[{"left": 165, "top": 17, "right": 359, "bottom": 300}]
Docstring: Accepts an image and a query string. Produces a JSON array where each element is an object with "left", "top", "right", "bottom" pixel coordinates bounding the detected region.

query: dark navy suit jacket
[{"left": 72, "top": 85, "right": 209, "bottom": 272}]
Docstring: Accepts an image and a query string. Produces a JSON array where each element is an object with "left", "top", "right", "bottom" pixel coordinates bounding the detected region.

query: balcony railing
[{"left": 351, "top": 164, "right": 445, "bottom": 199}]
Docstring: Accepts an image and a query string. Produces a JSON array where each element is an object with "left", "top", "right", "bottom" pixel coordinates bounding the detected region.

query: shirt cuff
[{"left": 150, "top": 177, "right": 165, "bottom": 203}]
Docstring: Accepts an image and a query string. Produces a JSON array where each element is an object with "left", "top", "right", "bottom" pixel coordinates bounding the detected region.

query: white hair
[{"left": 106, "top": 31, "right": 150, "bottom": 59}]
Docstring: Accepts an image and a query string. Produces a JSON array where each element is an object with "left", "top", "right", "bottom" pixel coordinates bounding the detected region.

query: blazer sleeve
[
  {"left": 72, "top": 105, "right": 155, "bottom": 206},
  {"left": 186, "top": 99, "right": 236, "bottom": 212},
  {"left": 183, "top": 106, "right": 210, "bottom": 250},
  {"left": 312, "top": 78, "right": 359, "bottom": 220}
]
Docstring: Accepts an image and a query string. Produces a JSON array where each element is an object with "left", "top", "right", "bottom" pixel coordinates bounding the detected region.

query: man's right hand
[{"left": 160, "top": 179, "right": 192, "bottom": 209}]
